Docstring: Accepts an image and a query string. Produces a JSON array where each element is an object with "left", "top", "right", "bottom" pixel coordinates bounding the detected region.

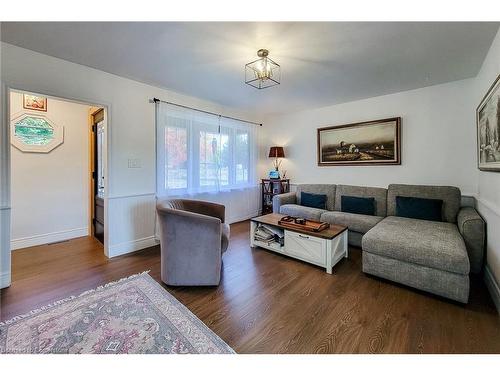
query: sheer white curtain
[{"left": 156, "top": 102, "right": 258, "bottom": 200}]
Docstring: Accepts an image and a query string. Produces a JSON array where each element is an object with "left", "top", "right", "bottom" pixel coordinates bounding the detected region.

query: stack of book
[{"left": 254, "top": 224, "right": 284, "bottom": 246}]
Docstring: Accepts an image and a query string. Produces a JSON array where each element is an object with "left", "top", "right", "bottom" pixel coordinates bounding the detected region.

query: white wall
[
  {"left": 10, "top": 92, "right": 91, "bottom": 249},
  {"left": 471, "top": 28, "right": 500, "bottom": 308},
  {"left": 261, "top": 78, "right": 477, "bottom": 195},
  {"left": 0, "top": 42, "right": 262, "bottom": 260}
]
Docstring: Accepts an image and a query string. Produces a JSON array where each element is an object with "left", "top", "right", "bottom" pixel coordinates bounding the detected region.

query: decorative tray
[{"left": 277, "top": 216, "right": 330, "bottom": 232}]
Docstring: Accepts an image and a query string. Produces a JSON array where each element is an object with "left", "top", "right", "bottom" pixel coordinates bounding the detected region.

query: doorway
[{"left": 0, "top": 87, "right": 109, "bottom": 289}]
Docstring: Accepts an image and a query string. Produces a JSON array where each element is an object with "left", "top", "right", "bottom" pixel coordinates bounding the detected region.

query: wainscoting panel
[
  {"left": 476, "top": 197, "right": 500, "bottom": 314},
  {"left": 181, "top": 186, "right": 261, "bottom": 224},
  {"left": 107, "top": 193, "right": 158, "bottom": 258},
  {"left": 108, "top": 188, "right": 261, "bottom": 258},
  {"left": 485, "top": 265, "right": 500, "bottom": 314},
  {"left": 0, "top": 207, "right": 12, "bottom": 288}
]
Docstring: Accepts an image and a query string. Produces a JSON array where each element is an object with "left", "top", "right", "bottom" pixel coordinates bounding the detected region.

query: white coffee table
[{"left": 250, "top": 213, "right": 348, "bottom": 274}]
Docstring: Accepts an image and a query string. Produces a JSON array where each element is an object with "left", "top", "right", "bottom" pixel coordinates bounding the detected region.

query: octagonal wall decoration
[{"left": 10, "top": 113, "right": 64, "bottom": 153}]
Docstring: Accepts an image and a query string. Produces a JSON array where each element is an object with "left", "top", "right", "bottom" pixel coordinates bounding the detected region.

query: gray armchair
[{"left": 156, "top": 199, "right": 230, "bottom": 286}]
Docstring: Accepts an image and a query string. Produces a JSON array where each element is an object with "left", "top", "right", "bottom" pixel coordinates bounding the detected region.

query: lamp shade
[{"left": 268, "top": 146, "right": 285, "bottom": 158}]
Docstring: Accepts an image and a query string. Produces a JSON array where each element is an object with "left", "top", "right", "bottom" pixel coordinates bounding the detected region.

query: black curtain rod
[{"left": 151, "top": 98, "right": 262, "bottom": 126}]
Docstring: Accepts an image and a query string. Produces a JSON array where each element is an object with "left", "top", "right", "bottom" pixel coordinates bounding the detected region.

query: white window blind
[{"left": 156, "top": 102, "right": 258, "bottom": 198}]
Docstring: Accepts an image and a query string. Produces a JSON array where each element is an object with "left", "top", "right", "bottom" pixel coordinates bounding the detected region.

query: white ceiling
[{"left": 1, "top": 22, "right": 498, "bottom": 115}]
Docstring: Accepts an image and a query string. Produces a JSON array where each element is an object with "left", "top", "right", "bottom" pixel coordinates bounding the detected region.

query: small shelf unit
[{"left": 261, "top": 178, "right": 290, "bottom": 214}]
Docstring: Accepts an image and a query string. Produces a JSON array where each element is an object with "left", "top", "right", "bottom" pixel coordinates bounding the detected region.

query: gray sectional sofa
[{"left": 272, "top": 184, "right": 485, "bottom": 303}]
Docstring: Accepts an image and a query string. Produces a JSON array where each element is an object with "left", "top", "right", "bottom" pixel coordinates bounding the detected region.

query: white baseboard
[
  {"left": 484, "top": 265, "right": 500, "bottom": 315},
  {"left": 11, "top": 227, "right": 89, "bottom": 250},
  {"left": 0, "top": 271, "right": 11, "bottom": 289},
  {"left": 108, "top": 236, "right": 159, "bottom": 258}
]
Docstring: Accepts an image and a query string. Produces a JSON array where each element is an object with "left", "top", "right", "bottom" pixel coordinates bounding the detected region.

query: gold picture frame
[
  {"left": 23, "top": 94, "right": 47, "bottom": 112},
  {"left": 317, "top": 117, "right": 401, "bottom": 166}
]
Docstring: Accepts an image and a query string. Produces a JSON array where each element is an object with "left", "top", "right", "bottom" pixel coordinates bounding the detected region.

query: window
[
  {"left": 235, "top": 130, "right": 250, "bottom": 184},
  {"left": 199, "top": 129, "right": 223, "bottom": 188},
  {"left": 165, "top": 123, "right": 188, "bottom": 189},
  {"left": 156, "top": 103, "right": 258, "bottom": 197}
]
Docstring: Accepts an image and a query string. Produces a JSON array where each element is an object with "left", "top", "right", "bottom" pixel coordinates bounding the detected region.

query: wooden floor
[{"left": 1, "top": 220, "right": 499, "bottom": 353}]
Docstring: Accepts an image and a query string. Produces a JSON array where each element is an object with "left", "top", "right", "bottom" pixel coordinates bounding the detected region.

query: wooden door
[{"left": 91, "top": 109, "right": 105, "bottom": 243}]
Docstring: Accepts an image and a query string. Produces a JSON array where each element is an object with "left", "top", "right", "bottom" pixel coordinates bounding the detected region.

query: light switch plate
[{"left": 128, "top": 158, "right": 142, "bottom": 168}]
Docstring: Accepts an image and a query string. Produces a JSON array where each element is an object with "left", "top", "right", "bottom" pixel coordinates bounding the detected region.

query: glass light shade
[{"left": 245, "top": 50, "right": 280, "bottom": 89}]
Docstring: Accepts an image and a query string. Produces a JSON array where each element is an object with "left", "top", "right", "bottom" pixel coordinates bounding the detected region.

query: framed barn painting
[
  {"left": 23, "top": 94, "right": 47, "bottom": 112},
  {"left": 317, "top": 117, "right": 401, "bottom": 166},
  {"left": 477, "top": 74, "right": 500, "bottom": 172}
]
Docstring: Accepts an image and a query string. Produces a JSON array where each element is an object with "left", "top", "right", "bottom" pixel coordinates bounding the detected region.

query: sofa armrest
[
  {"left": 272, "top": 192, "right": 297, "bottom": 213},
  {"left": 457, "top": 206, "right": 485, "bottom": 274}
]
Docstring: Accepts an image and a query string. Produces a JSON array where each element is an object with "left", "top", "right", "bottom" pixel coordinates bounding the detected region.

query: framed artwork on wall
[
  {"left": 477, "top": 73, "right": 500, "bottom": 172},
  {"left": 23, "top": 94, "right": 47, "bottom": 112},
  {"left": 10, "top": 113, "right": 64, "bottom": 153},
  {"left": 317, "top": 117, "right": 401, "bottom": 166}
]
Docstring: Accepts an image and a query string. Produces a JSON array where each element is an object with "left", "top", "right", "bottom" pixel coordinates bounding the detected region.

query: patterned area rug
[{"left": 0, "top": 272, "right": 234, "bottom": 354}]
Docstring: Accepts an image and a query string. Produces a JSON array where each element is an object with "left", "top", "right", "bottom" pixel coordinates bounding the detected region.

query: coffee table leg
[
  {"left": 343, "top": 230, "right": 348, "bottom": 258},
  {"left": 326, "top": 230, "right": 349, "bottom": 274},
  {"left": 326, "top": 240, "right": 333, "bottom": 274}
]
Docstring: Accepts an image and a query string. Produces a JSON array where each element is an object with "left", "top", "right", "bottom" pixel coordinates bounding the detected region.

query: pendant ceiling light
[{"left": 245, "top": 49, "right": 281, "bottom": 89}]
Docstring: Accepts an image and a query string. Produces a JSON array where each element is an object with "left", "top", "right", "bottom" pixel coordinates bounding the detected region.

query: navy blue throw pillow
[
  {"left": 300, "top": 192, "right": 327, "bottom": 209},
  {"left": 341, "top": 195, "right": 376, "bottom": 216},
  {"left": 395, "top": 196, "right": 443, "bottom": 222}
]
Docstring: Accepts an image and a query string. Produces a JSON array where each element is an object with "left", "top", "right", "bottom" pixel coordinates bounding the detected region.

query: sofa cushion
[
  {"left": 335, "top": 184, "right": 387, "bottom": 216},
  {"left": 279, "top": 204, "right": 327, "bottom": 221},
  {"left": 221, "top": 223, "right": 230, "bottom": 253},
  {"left": 362, "top": 216, "right": 469, "bottom": 275},
  {"left": 321, "top": 211, "right": 384, "bottom": 234},
  {"left": 363, "top": 251, "right": 469, "bottom": 303},
  {"left": 296, "top": 184, "right": 336, "bottom": 211},
  {"left": 395, "top": 196, "right": 443, "bottom": 222},
  {"left": 341, "top": 195, "right": 376, "bottom": 216},
  {"left": 387, "top": 184, "right": 461, "bottom": 223},
  {"left": 301, "top": 192, "right": 327, "bottom": 209}
]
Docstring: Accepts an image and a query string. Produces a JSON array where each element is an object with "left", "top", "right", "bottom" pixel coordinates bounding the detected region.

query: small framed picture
[{"left": 23, "top": 94, "right": 47, "bottom": 112}]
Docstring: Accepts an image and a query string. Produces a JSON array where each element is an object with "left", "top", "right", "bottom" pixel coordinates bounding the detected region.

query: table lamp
[{"left": 268, "top": 146, "right": 285, "bottom": 178}]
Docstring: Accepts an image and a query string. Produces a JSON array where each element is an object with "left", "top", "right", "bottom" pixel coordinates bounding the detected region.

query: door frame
[
  {"left": 1, "top": 82, "right": 12, "bottom": 288},
  {"left": 0, "top": 84, "right": 112, "bottom": 288},
  {"left": 89, "top": 108, "right": 105, "bottom": 243}
]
